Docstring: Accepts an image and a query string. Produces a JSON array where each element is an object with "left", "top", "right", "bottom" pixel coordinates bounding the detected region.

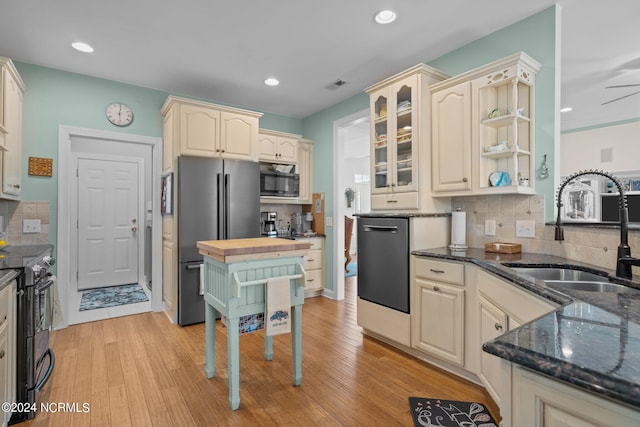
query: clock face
[{"left": 105, "top": 102, "right": 134, "bottom": 127}]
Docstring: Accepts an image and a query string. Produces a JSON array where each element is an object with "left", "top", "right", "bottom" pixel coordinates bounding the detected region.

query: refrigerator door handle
[
  {"left": 224, "top": 173, "right": 230, "bottom": 239},
  {"left": 217, "top": 173, "right": 224, "bottom": 239}
]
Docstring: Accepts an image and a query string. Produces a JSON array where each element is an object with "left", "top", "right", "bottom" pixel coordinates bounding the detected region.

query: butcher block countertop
[{"left": 197, "top": 237, "right": 311, "bottom": 264}]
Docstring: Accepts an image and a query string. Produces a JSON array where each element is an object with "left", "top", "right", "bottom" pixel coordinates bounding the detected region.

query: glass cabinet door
[
  {"left": 394, "top": 84, "right": 414, "bottom": 191},
  {"left": 372, "top": 94, "right": 390, "bottom": 192}
]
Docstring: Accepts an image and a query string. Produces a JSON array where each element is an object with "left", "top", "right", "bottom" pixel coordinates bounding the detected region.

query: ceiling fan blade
[
  {"left": 605, "top": 84, "right": 640, "bottom": 89},
  {"left": 601, "top": 90, "right": 640, "bottom": 105}
]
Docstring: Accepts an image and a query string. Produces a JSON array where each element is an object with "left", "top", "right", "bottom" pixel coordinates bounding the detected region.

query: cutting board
[{"left": 197, "top": 238, "right": 311, "bottom": 262}]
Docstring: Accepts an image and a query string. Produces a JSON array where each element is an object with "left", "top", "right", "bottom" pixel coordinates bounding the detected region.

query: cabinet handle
[
  {"left": 494, "top": 323, "right": 503, "bottom": 331},
  {"left": 308, "top": 279, "right": 314, "bottom": 282},
  {"left": 462, "top": 178, "right": 468, "bottom": 183},
  {"left": 433, "top": 285, "right": 440, "bottom": 291},
  {"left": 387, "top": 200, "right": 398, "bottom": 203},
  {"left": 0, "top": 349, "right": 4, "bottom": 359},
  {"left": 430, "top": 269, "right": 445, "bottom": 274}
]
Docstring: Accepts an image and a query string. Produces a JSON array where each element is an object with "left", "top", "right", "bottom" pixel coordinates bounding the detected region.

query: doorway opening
[
  {"left": 58, "top": 126, "right": 163, "bottom": 327},
  {"left": 333, "top": 109, "right": 370, "bottom": 301}
]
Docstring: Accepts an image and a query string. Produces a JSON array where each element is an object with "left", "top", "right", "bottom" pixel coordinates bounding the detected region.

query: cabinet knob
[
  {"left": 216, "top": 149, "right": 221, "bottom": 152},
  {"left": 494, "top": 323, "right": 503, "bottom": 331},
  {"left": 462, "top": 178, "right": 468, "bottom": 183},
  {"left": 0, "top": 349, "right": 4, "bottom": 359},
  {"left": 433, "top": 285, "right": 440, "bottom": 291}
]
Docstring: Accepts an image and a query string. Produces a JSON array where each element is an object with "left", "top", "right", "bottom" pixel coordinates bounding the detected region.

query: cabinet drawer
[
  {"left": 371, "top": 192, "right": 419, "bottom": 210},
  {"left": 304, "top": 268, "right": 323, "bottom": 290},
  {"left": 298, "top": 237, "right": 323, "bottom": 250},
  {"left": 303, "top": 249, "right": 322, "bottom": 270},
  {"left": 414, "top": 257, "right": 464, "bottom": 285},
  {"left": 0, "top": 284, "right": 11, "bottom": 329}
]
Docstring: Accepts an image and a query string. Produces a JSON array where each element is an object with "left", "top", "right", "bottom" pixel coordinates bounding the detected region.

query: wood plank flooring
[{"left": 24, "top": 277, "right": 499, "bottom": 426}]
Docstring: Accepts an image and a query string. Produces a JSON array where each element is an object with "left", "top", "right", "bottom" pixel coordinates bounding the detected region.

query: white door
[{"left": 77, "top": 158, "right": 140, "bottom": 290}]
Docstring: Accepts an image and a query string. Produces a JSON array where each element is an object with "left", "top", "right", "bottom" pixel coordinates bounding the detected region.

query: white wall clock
[{"left": 105, "top": 102, "right": 134, "bottom": 127}]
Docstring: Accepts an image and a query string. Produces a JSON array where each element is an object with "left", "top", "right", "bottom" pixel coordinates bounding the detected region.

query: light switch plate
[
  {"left": 516, "top": 220, "right": 535, "bottom": 238},
  {"left": 485, "top": 220, "right": 496, "bottom": 236},
  {"left": 23, "top": 219, "right": 41, "bottom": 234},
  {"left": 326, "top": 216, "right": 333, "bottom": 227}
]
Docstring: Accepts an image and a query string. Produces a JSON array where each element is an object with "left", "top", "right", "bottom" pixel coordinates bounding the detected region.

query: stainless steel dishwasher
[{"left": 357, "top": 216, "right": 410, "bottom": 313}]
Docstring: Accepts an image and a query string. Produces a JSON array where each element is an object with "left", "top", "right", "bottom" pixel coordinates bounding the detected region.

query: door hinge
[
  {"left": 76, "top": 169, "right": 79, "bottom": 178},
  {"left": 76, "top": 271, "right": 79, "bottom": 281}
]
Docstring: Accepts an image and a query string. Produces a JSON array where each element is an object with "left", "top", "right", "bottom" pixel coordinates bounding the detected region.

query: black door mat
[{"left": 408, "top": 397, "right": 497, "bottom": 427}]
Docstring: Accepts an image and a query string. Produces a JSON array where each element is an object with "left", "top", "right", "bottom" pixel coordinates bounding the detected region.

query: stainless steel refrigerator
[{"left": 177, "top": 155, "right": 260, "bottom": 325}]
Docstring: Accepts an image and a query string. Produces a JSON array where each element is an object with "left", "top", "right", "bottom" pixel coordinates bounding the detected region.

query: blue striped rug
[{"left": 80, "top": 283, "right": 149, "bottom": 311}]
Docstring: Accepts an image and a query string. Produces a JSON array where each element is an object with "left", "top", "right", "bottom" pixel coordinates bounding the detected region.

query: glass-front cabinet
[
  {"left": 371, "top": 81, "right": 418, "bottom": 195},
  {"left": 366, "top": 64, "right": 449, "bottom": 211}
]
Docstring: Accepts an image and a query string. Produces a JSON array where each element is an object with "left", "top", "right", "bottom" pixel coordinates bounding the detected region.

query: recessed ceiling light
[
  {"left": 560, "top": 107, "right": 573, "bottom": 113},
  {"left": 374, "top": 10, "right": 397, "bottom": 24},
  {"left": 71, "top": 42, "right": 94, "bottom": 53},
  {"left": 264, "top": 78, "right": 279, "bottom": 86}
]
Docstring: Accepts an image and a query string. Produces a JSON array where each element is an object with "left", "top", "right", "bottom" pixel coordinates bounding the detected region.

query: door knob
[{"left": 131, "top": 226, "right": 137, "bottom": 232}]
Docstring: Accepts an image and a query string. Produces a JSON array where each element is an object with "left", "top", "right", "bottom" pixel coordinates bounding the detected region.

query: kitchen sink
[
  {"left": 509, "top": 267, "right": 606, "bottom": 282},
  {"left": 508, "top": 266, "right": 640, "bottom": 294},
  {"left": 544, "top": 280, "right": 640, "bottom": 294}
]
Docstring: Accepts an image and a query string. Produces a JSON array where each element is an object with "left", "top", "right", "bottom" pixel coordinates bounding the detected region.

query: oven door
[{"left": 32, "top": 278, "right": 55, "bottom": 396}]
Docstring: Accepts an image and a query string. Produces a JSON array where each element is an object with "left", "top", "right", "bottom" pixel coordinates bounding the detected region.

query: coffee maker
[{"left": 261, "top": 211, "right": 277, "bottom": 236}]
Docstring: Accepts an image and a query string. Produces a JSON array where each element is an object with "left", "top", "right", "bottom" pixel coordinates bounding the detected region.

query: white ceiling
[{"left": 1, "top": 1, "right": 638, "bottom": 130}]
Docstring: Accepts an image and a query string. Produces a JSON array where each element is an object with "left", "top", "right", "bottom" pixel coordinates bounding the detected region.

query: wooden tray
[{"left": 485, "top": 242, "right": 522, "bottom": 254}]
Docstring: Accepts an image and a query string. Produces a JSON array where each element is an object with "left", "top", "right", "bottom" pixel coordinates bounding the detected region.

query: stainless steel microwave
[{"left": 260, "top": 170, "right": 299, "bottom": 197}]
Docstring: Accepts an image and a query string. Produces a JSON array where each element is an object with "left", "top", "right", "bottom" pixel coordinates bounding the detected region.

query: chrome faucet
[{"left": 555, "top": 169, "right": 640, "bottom": 280}]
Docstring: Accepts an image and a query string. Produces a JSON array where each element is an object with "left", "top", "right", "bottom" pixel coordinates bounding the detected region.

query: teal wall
[
  {"left": 15, "top": 62, "right": 302, "bottom": 250},
  {"left": 13, "top": 6, "right": 557, "bottom": 297},
  {"left": 302, "top": 7, "right": 557, "bottom": 293},
  {"left": 429, "top": 6, "right": 557, "bottom": 220}
]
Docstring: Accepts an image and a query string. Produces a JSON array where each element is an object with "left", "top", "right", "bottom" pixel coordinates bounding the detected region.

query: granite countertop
[{"left": 411, "top": 247, "right": 640, "bottom": 409}]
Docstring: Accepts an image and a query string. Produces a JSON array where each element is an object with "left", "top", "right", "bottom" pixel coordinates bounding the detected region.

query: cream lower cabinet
[
  {"left": 299, "top": 237, "right": 324, "bottom": 296},
  {"left": 476, "top": 269, "right": 556, "bottom": 424},
  {"left": 412, "top": 257, "right": 465, "bottom": 366},
  {"left": 0, "top": 280, "right": 16, "bottom": 427},
  {"left": 162, "top": 239, "right": 177, "bottom": 322},
  {"left": 512, "top": 366, "right": 640, "bottom": 427}
]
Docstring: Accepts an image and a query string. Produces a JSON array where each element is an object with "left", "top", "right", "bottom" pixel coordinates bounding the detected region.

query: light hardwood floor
[{"left": 25, "top": 277, "right": 499, "bottom": 426}]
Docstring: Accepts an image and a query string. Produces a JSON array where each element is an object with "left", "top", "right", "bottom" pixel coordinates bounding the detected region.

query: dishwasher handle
[{"left": 362, "top": 225, "right": 398, "bottom": 233}]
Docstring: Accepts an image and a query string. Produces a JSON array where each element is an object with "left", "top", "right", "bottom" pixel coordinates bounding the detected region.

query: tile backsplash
[
  {"left": 452, "top": 194, "right": 640, "bottom": 271},
  {"left": 0, "top": 200, "right": 50, "bottom": 245}
]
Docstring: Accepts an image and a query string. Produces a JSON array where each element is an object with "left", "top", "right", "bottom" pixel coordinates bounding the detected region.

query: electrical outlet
[
  {"left": 516, "top": 220, "right": 535, "bottom": 238},
  {"left": 485, "top": 220, "right": 496, "bottom": 236},
  {"left": 23, "top": 219, "right": 41, "bottom": 234}
]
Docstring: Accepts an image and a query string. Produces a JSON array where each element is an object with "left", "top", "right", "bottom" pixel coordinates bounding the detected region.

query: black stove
[{"left": 2, "top": 244, "right": 55, "bottom": 425}]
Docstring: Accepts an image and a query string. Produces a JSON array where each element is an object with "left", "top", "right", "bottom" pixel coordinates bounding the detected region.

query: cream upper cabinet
[
  {"left": 258, "top": 129, "right": 298, "bottom": 163},
  {"left": 430, "top": 52, "right": 540, "bottom": 197},
  {"left": 297, "top": 138, "right": 313, "bottom": 204},
  {"left": 365, "top": 64, "right": 449, "bottom": 212},
  {"left": 0, "top": 58, "right": 25, "bottom": 200},
  {"left": 411, "top": 257, "right": 465, "bottom": 366},
  {"left": 431, "top": 81, "right": 472, "bottom": 193},
  {"left": 161, "top": 96, "right": 262, "bottom": 161}
]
